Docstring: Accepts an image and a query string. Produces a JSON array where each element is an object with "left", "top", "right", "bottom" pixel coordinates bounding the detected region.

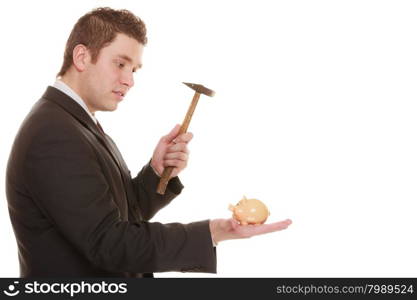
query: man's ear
[{"left": 72, "top": 44, "right": 90, "bottom": 72}]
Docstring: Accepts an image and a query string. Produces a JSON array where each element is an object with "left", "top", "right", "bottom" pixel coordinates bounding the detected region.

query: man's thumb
[{"left": 164, "top": 124, "right": 181, "bottom": 143}]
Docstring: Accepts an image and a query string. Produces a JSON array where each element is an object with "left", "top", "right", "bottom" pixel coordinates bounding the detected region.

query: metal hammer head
[{"left": 183, "top": 82, "right": 215, "bottom": 97}]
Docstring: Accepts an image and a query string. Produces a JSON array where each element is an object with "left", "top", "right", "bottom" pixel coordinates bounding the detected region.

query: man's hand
[
  {"left": 151, "top": 124, "right": 193, "bottom": 178},
  {"left": 209, "top": 218, "right": 292, "bottom": 245}
]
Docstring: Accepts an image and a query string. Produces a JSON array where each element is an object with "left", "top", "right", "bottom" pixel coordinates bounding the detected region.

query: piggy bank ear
[{"left": 228, "top": 204, "right": 235, "bottom": 211}]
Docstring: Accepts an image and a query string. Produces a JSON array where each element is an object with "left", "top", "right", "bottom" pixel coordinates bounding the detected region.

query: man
[{"left": 6, "top": 7, "right": 291, "bottom": 277}]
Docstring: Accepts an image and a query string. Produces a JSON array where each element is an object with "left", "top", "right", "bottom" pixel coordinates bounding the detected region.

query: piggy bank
[{"left": 228, "top": 196, "right": 270, "bottom": 225}]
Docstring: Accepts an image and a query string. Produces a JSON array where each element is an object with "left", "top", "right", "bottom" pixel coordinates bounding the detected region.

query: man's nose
[{"left": 121, "top": 71, "right": 134, "bottom": 88}]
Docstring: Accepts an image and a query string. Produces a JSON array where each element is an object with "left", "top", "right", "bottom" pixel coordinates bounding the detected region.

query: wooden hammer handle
[{"left": 156, "top": 92, "right": 201, "bottom": 195}]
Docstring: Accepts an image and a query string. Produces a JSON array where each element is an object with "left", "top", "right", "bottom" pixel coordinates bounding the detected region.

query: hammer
[{"left": 156, "top": 82, "right": 215, "bottom": 195}]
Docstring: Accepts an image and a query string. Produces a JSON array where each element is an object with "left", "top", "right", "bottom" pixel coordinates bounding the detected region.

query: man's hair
[{"left": 57, "top": 7, "right": 147, "bottom": 77}]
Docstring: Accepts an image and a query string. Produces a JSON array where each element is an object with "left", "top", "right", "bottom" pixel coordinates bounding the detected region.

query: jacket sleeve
[
  {"left": 131, "top": 161, "right": 184, "bottom": 221},
  {"left": 24, "top": 128, "right": 216, "bottom": 274}
]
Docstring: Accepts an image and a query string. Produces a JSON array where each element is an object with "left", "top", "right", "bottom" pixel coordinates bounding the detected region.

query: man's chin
[
  {"left": 101, "top": 103, "right": 119, "bottom": 112},
  {"left": 108, "top": 105, "right": 118, "bottom": 111}
]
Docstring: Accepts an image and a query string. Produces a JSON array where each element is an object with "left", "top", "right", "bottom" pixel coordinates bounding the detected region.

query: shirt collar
[{"left": 53, "top": 79, "right": 97, "bottom": 124}]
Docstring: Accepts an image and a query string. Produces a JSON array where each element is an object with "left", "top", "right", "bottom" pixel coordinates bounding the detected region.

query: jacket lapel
[
  {"left": 42, "top": 86, "right": 126, "bottom": 175},
  {"left": 42, "top": 86, "right": 143, "bottom": 223}
]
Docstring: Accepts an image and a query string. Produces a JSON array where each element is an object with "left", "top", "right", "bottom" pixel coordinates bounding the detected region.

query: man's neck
[
  {"left": 53, "top": 78, "right": 98, "bottom": 124},
  {"left": 59, "top": 75, "right": 95, "bottom": 115}
]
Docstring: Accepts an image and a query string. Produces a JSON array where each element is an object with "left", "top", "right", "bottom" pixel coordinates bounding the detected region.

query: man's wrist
[
  {"left": 209, "top": 219, "right": 219, "bottom": 246},
  {"left": 150, "top": 160, "right": 161, "bottom": 177}
]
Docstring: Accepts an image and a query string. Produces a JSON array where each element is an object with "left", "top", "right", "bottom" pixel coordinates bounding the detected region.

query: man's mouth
[
  {"left": 112, "top": 90, "right": 126, "bottom": 100},
  {"left": 113, "top": 91, "right": 125, "bottom": 96}
]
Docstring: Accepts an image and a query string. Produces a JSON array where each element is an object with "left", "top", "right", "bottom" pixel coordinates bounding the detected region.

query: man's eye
[{"left": 114, "top": 60, "right": 125, "bottom": 68}]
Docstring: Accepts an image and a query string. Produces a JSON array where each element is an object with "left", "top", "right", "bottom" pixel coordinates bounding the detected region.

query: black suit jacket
[{"left": 6, "top": 86, "right": 216, "bottom": 277}]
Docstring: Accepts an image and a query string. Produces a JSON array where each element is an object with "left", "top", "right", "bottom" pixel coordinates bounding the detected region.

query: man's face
[{"left": 80, "top": 33, "right": 143, "bottom": 113}]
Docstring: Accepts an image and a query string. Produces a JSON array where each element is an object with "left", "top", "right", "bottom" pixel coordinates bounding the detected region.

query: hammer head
[{"left": 183, "top": 82, "right": 215, "bottom": 97}]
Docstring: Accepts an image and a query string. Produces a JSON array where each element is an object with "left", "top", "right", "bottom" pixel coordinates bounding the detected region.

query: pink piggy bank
[{"left": 228, "top": 196, "right": 270, "bottom": 225}]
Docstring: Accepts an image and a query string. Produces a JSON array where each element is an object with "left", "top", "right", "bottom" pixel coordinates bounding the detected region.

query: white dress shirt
[{"left": 53, "top": 79, "right": 97, "bottom": 124}]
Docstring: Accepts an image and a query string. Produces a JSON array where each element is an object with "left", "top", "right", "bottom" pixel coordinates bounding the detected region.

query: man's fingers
[
  {"left": 164, "top": 152, "right": 188, "bottom": 161},
  {"left": 173, "top": 132, "right": 193, "bottom": 144},
  {"left": 167, "top": 142, "right": 189, "bottom": 153},
  {"left": 258, "top": 219, "right": 292, "bottom": 233},
  {"left": 162, "top": 124, "right": 181, "bottom": 143},
  {"left": 236, "top": 219, "right": 292, "bottom": 237},
  {"left": 210, "top": 218, "right": 292, "bottom": 244},
  {"left": 163, "top": 159, "right": 187, "bottom": 169}
]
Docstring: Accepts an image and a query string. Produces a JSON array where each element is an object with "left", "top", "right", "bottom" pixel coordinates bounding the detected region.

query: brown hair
[{"left": 57, "top": 7, "right": 147, "bottom": 77}]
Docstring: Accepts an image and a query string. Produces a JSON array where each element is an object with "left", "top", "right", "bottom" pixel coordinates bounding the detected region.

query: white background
[{"left": 1, "top": 0, "right": 416, "bottom": 277}]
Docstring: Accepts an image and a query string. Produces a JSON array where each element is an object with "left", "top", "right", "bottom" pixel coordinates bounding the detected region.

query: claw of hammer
[{"left": 182, "top": 82, "right": 216, "bottom": 97}]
